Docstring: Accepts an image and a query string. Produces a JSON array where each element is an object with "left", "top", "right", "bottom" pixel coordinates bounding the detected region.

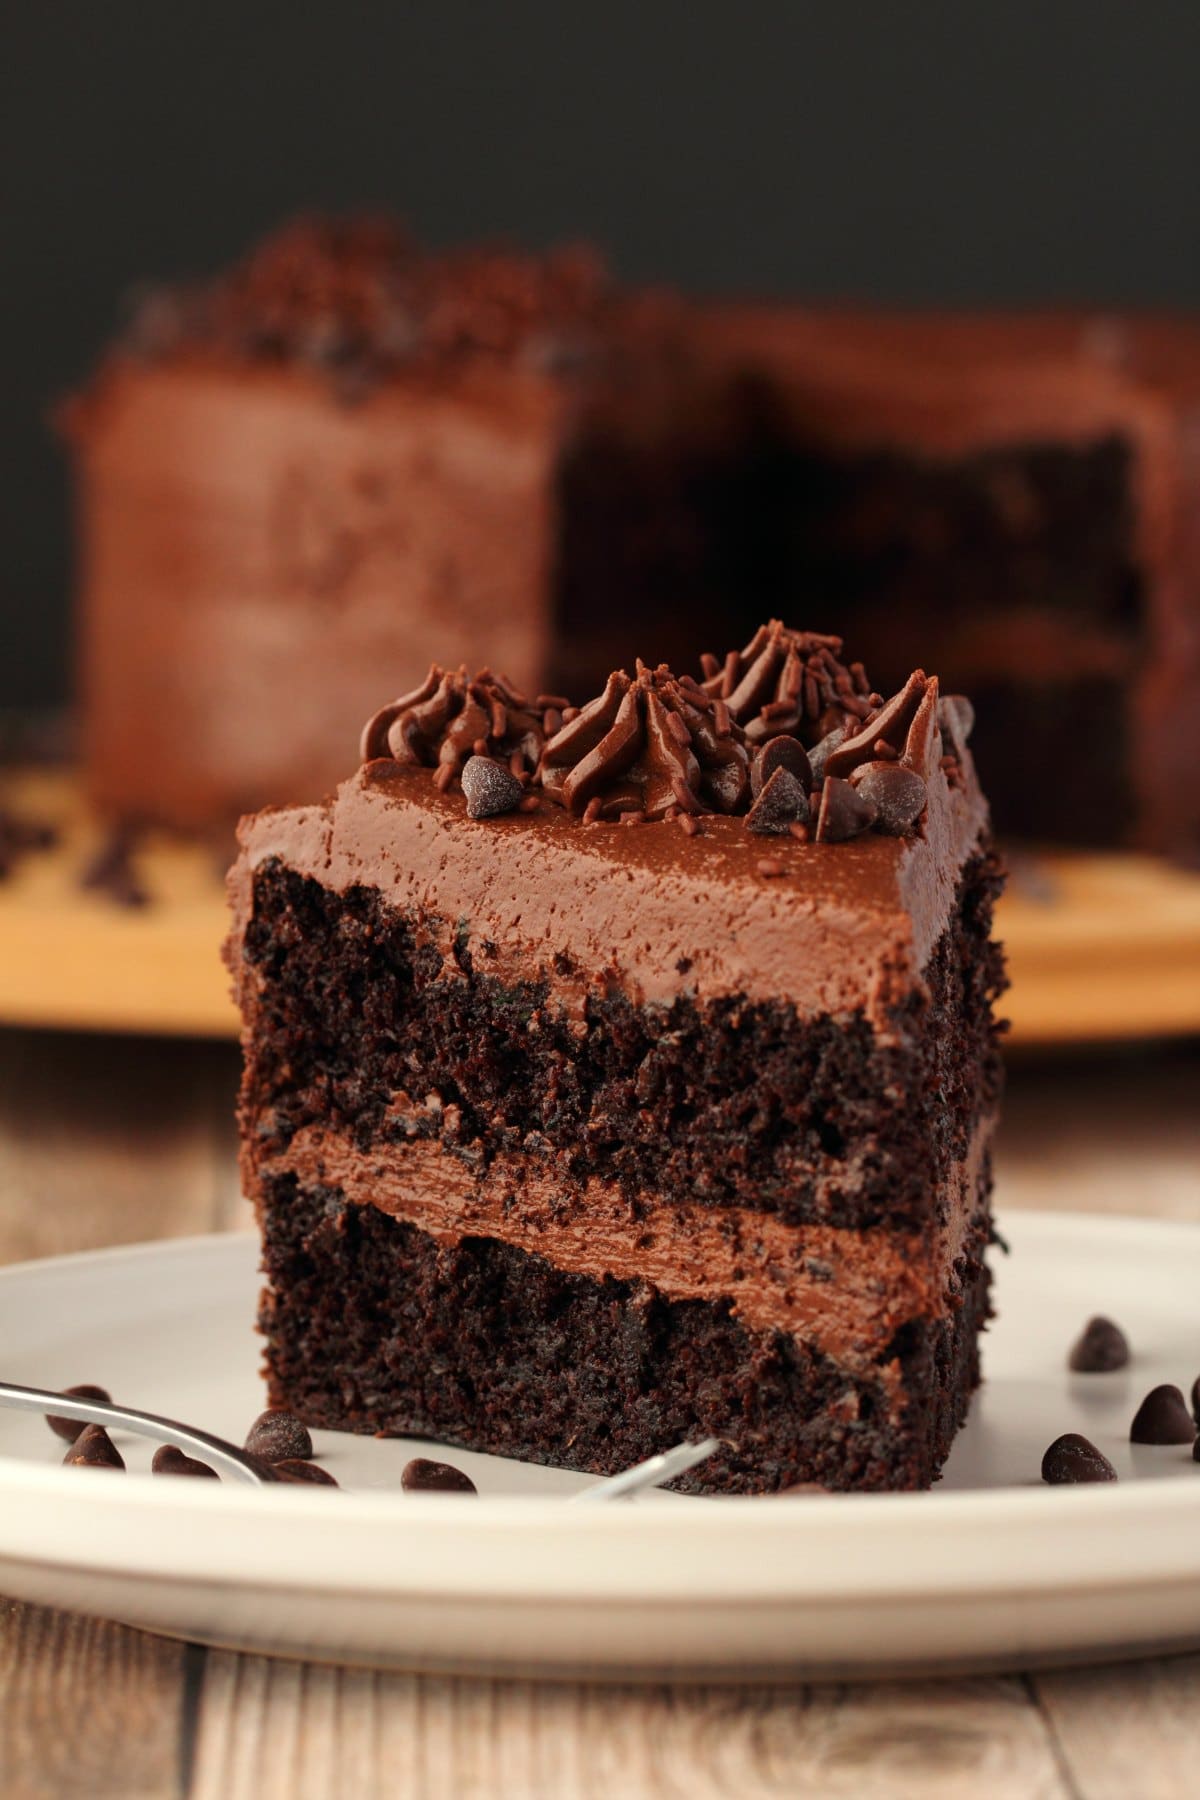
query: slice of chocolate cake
[{"left": 227, "top": 623, "right": 1006, "bottom": 1493}]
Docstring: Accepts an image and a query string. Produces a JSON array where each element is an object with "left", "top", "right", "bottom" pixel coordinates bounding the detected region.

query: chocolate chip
[
  {"left": 401, "top": 1457, "right": 478, "bottom": 1494},
  {"left": 461, "top": 755, "right": 524, "bottom": 819},
  {"left": 243, "top": 1409, "right": 313, "bottom": 1463},
  {"left": 1068, "top": 1315, "right": 1130, "bottom": 1373},
  {"left": 46, "top": 1383, "right": 112, "bottom": 1442},
  {"left": 274, "top": 1459, "right": 339, "bottom": 1486},
  {"left": 847, "top": 761, "right": 927, "bottom": 835},
  {"left": 1192, "top": 1376, "right": 1200, "bottom": 1428},
  {"left": 746, "top": 767, "right": 809, "bottom": 835},
  {"left": 1130, "top": 1384, "right": 1195, "bottom": 1444},
  {"left": 814, "top": 776, "right": 877, "bottom": 843},
  {"left": 806, "top": 726, "right": 846, "bottom": 784},
  {"left": 938, "top": 694, "right": 975, "bottom": 753},
  {"left": 750, "top": 734, "right": 813, "bottom": 799},
  {"left": 63, "top": 1425, "right": 125, "bottom": 1471},
  {"left": 1041, "top": 1433, "right": 1118, "bottom": 1484},
  {"left": 152, "top": 1445, "right": 219, "bottom": 1479}
]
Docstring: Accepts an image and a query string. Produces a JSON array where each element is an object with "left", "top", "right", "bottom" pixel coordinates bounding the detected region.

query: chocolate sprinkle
[
  {"left": 1068, "top": 1315, "right": 1131, "bottom": 1373},
  {"left": 152, "top": 1445, "right": 219, "bottom": 1479},
  {"left": 814, "top": 776, "right": 878, "bottom": 843},
  {"left": 746, "top": 767, "right": 810, "bottom": 836},
  {"left": 1130, "top": 1384, "right": 1195, "bottom": 1444},
  {"left": 401, "top": 1457, "right": 478, "bottom": 1493},
  {"left": 243, "top": 1409, "right": 314, "bottom": 1464},
  {"left": 1041, "top": 1433, "right": 1118, "bottom": 1484},
  {"left": 461, "top": 755, "right": 524, "bottom": 819},
  {"left": 46, "top": 1383, "right": 112, "bottom": 1443},
  {"left": 63, "top": 1425, "right": 125, "bottom": 1471},
  {"left": 361, "top": 665, "right": 553, "bottom": 793}
]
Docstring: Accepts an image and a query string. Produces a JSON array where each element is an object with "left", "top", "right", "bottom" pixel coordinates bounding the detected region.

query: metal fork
[{"left": 0, "top": 1381, "right": 719, "bottom": 1498}]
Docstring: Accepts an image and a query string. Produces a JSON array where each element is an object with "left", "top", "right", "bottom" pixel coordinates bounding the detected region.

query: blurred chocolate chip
[
  {"left": 1068, "top": 1316, "right": 1130, "bottom": 1373},
  {"left": 1041, "top": 1433, "right": 1117, "bottom": 1484},
  {"left": 938, "top": 695, "right": 975, "bottom": 754},
  {"left": 848, "top": 761, "right": 927, "bottom": 835},
  {"left": 1192, "top": 1376, "right": 1200, "bottom": 1428},
  {"left": 46, "top": 1383, "right": 112, "bottom": 1443},
  {"left": 152, "top": 1445, "right": 218, "bottom": 1479},
  {"left": 806, "top": 726, "right": 846, "bottom": 785},
  {"left": 274, "top": 1459, "right": 339, "bottom": 1486},
  {"left": 63, "top": 1425, "right": 125, "bottom": 1471},
  {"left": 401, "top": 1457, "right": 477, "bottom": 1494},
  {"left": 1130, "top": 1384, "right": 1195, "bottom": 1444},
  {"left": 746, "top": 767, "right": 809, "bottom": 836},
  {"left": 461, "top": 755, "right": 523, "bottom": 819},
  {"left": 244, "top": 1408, "right": 313, "bottom": 1463},
  {"left": 814, "top": 776, "right": 877, "bottom": 844},
  {"left": 750, "top": 735, "right": 813, "bottom": 799}
]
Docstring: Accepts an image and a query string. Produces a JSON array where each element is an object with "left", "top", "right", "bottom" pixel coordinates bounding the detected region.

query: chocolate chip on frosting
[
  {"left": 1068, "top": 1315, "right": 1131, "bottom": 1373},
  {"left": 847, "top": 761, "right": 928, "bottom": 835},
  {"left": 814, "top": 776, "right": 878, "bottom": 843},
  {"left": 749, "top": 733, "right": 813, "bottom": 798},
  {"left": 1130, "top": 1384, "right": 1195, "bottom": 1444},
  {"left": 746, "top": 767, "right": 810, "bottom": 835},
  {"left": 461, "top": 755, "right": 524, "bottom": 819},
  {"left": 1041, "top": 1432, "right": 1118, "bottom": 1484}
]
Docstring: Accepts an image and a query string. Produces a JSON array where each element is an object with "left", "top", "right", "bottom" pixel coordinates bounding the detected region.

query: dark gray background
[{"left": 6, "top": 2, "right": 1200, "bottom": 709}]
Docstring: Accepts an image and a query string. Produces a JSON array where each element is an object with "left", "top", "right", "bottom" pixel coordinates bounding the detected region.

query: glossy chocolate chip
[
  {"left": 1041, "top": 1433, "right": 1118, "bottom": 1484},
  {"left": 461, "top": 755, "right": 524, "bottom": 819},
  {"left": 46, "top": 1383, "right": 112, "bottom": 1443},
  {"left": 151, "top": 1445, "right": 219, "bottom": 1479},
  {"left": 1130, "top": 1384, "right": 1195, "bottom": 1444},
  {"left": 847, "top": 761, "right": 927, "bottom": 835},
  {"left": 244, "top": 1409, "right": 314, "bottom": 1464},
  {"left": 273, "top": 1459, "right": 339, "bottom": 1486},
  {"left": 63, "top": 1425, "right": 125, "bottom": 1471},
  {"left": 745, "top": 767, "right": 809, "bottom": 835},
  {"left": 1068, "top": 1316, "right": 1131, "bottom": 1373},
  {"left": 750, "top": 734, "right": 813, "bottom": 799},
  {"left": 806, "top": 726, "right": 846, "bottom": 785},
  {"left": 814, "top": 776, "right": 877, "bottom": 844},
  {"left": 401, "top": 1457, "right": 478, "bottom": 1494}
]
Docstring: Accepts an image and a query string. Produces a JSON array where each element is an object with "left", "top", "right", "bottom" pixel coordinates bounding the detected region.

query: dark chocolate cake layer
[{"left": 239, "top": 849, "right": 1003, "bottom": 1230}]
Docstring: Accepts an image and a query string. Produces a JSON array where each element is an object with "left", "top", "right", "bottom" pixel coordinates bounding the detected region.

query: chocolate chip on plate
[
  {"left": 273, "top": 1459, "right": 339, "bottom": 1487},
  {"left": 1068, "top": 1315, "right": 1131, "bottom": 1373},
  {"left": 151, "top": 1445, "right": 218, "bottom": 1479},
  {"left": 401, "top": 1457, "right": 478, "bottom": 1494},
  {"left": 1130, "top": 1384, "right": 1195, "bottom": 1444},
  {"left": 46, "top": 1383, "right": 112, "bottom": 1442},
  {"left": 1041, "top": 1433, "right": 1118, "bottom": 1484},
  {"left": 243, "top": 1408, "right": 313, "bottom": 1463},
  {"left": 461, "top": 755, "right": 524, "bottom": 819},
  {"left": 1192, "top": 1376, "right": 1200, "bottom": 1428},
  {"left": 63, "top": 1425, "right": 125, "bottom": 1471}
]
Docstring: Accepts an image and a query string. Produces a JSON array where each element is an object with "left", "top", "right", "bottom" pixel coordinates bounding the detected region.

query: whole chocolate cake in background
[
  {"left": 226, "top": 622, "right": 1006, "bottom": 1493},
  {"left": 64, "top": 214, "right": 1200, "bottom": 860}
]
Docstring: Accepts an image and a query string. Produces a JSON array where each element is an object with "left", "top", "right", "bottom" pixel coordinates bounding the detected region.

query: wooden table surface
[{"left": 1, "top": 1026, "right": 1198, "bottom": 1800}]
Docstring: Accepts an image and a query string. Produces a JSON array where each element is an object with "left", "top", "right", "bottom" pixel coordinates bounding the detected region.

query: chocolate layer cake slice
[{"left": 227, "top": 623, "right": 1006, "bottom": 1492}]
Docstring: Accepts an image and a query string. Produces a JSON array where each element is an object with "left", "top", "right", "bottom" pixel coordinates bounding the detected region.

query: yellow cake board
[{"left": 1, "top": 769, "right": 1198, "bottom": 1046}]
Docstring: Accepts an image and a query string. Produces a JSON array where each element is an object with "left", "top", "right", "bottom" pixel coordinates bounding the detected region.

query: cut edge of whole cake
[{"left": 226, "top": 621, "right": 1007, "bottom": 1493}]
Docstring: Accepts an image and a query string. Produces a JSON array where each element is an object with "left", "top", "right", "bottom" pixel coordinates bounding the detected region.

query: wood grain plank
[
  {"left": 0, "top": 1599, "right": 186, "bottom": 1800},
  {"left": 1033, "top": 1657, "right": 1200, "bottom": 1800},
  {"left": 0, "top": 1029, "right": 239, "bottom": 1266},
  {"left": 188, "top": 1663, "right": 1071, "bottom": 1800}
]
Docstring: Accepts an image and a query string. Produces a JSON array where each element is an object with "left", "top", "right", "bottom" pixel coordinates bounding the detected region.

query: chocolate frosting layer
[{"left": 262, "top": 1117, "right": 992, "bottom": 1372}]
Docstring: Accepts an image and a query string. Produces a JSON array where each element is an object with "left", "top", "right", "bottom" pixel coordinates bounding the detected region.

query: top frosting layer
[{"left": 116, "top": 216, "right": 636, "bottom": 391}]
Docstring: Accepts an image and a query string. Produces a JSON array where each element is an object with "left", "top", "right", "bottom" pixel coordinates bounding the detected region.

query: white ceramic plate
[{"left": 1, "top": 1212, "right": 1199, "bottom": 1678}]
